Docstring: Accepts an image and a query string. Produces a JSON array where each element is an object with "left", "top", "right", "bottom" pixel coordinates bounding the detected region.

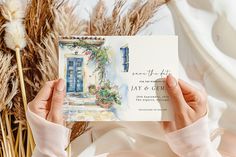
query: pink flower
[{"left": 84, "top": 51, "right": 91, "bottom": 55}]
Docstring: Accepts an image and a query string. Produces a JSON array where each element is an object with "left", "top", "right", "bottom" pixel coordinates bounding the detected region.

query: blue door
[{"left": 66, "top": 58, "right": 84, "bottom": 93}]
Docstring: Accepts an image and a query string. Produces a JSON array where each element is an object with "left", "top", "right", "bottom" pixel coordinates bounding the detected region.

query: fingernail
[
  {"left": 57, "top": 79, "right": 65, "bottom": 92},
  {"left": 167, "top": 74, "right": 177, "bottom": 88}
]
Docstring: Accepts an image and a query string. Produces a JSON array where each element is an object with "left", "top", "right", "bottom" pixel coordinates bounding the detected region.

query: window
[{"left": 120, "top": 47, "right": 129, "bottom": 72}]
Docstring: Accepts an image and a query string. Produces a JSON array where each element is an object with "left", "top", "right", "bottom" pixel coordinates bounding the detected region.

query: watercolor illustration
[{"left": 59, "top": 36, "right": 130, "bottom": 121}]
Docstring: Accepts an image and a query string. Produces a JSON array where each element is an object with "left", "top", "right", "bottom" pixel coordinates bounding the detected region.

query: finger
[
  {"left": 48, "top": 79, "right": 65, "bottom": 124},
  {"left": 179, "top": 79, "right": 207, "bottom": 104},
  {"left": 178, "top": 79, "right": 200, "bottom": 96},
  {"left": 179, "top": 80, "right": 207, "bottom": 112},
  {"left": 166, "top": 74, "right": 188, "bottom": 112},
  {"left": 34, "top": 80, "right": 58, "bottom": 102}
]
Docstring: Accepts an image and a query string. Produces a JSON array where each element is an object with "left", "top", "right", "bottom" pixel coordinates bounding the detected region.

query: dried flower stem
[
  {"left": 0, "top": 114, "right": 9, "bottom": 157},
  {"left": 15, "top": 47, "right": 34, "bottom": 157},
  {"left": 4, "top": 112, "right": 15, "bottom": 157},
  {"left": 19, "top": 123, "right": 25, "bottom": 157},
  {"left": 14, "top": 125, "right": 20, "bottom": 157},
  {"left": 15, "top": 48, "right": 27, "bottom": 113}
]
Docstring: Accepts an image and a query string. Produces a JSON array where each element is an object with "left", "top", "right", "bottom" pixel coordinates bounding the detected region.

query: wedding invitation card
[{"left": 59, "top": 36, "right": 178, "bottom": 121}]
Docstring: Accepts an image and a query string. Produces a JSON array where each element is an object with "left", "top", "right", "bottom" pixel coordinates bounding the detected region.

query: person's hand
[
  {"left": 28, "top": 79, "right": 66, "bottom": 125},
  {"left": 163, "top": 74, "right": 207, "bottom": 132}
]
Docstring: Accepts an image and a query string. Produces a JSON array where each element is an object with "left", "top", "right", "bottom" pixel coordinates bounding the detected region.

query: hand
[
  {"left": 163, "top": 74, "right": 207, "bottom": 132},
  {"left": 28, "top": 79, "right": 66, "bottom": 125}
]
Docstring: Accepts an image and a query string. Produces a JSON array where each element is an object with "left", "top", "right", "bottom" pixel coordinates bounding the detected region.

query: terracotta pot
[{"left": 97, "top": 102, "right": 112, "bottom": 109}]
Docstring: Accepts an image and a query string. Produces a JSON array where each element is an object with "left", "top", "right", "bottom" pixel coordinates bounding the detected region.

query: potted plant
[
  {"left": 96, "top": 82, "right": 121, "bottom": 109},
  {"left": 88, "top": 84, "right": 97, "bottom": 95}
]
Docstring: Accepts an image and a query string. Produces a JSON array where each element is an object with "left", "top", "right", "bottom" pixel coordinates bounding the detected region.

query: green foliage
[
  {"left": 76, "top": 40, "right": 110, "bottom": 84},
  {"left": 96, "top": 81, "right": 121, "bottom": 106}
]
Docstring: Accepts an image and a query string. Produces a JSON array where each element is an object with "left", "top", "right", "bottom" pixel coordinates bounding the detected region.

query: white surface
[{"left": 70, "top": 0, "right": 236, "bottom": 156}]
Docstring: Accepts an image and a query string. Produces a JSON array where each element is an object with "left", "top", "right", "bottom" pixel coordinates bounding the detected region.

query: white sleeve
[
  {"left": 165, "top": 115, "right": 222, "bottom": 157},
  {"left": 26, "top": 107, "right": 71, "bottom": 157}
]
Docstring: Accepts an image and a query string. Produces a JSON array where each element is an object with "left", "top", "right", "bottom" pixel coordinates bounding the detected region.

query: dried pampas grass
[
  {"left": 0, "top": 5, "right": 7, "bottom": 51},
  {"left": 54, "top": 2, "right": 87, "bottom": 36},
  {"left": 37, "top": 33, "right": 58, "bottom": 83},
  {"left": 24, "top": 0, "right": 55, "bottom": 43},
  {"left": 0, "top": 0, "right": 169, "bottom": 156},
  {"left": 0, "top": 51, "right": 18, "bottom": 157},
  {"left": 0, "top": 52, "right": 17, "bottom": 112},
  {"left": 119, "top": 0, "right": 168, "bottom": 35},
  {"left": 70, "top": 122, "right": 89, "bottom": 142},
  {"left": 4, "top": 20, "right": 26, "bottom": 50},
  {"left": 22, "top": 0, "right": 57, "bottom": 101},
  {"left": 1, "top": 0, "right": 26, "bottom": 21},
  {"left": 87, "top": 0, "right": 169, "bottom": 35}
]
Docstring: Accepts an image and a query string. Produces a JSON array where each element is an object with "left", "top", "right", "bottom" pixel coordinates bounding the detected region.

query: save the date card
[{"left": 58, "top": 36, "right": 178, "bottom": 121}]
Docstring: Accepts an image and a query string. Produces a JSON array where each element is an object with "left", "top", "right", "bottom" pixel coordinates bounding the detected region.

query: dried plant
[
  {"left": 87, "top": 0, "right": 169, "bottom": 35},
  {"left": 54, "top": 1, "right": 87, "bottom": 36},
  {"left": 24, "top": 0, "right": 55, "bottom": 43},
  {"left": 1, "top": 0, "right": 36, "bottom": 155},
  {"left": 0, "top": 4, "right": 7, "bottom": 51},
  {"left": 4, "top": 20, "right": 27, "bottom": 50},
  {"left": 0, "top": 51, "right": 18, "bottom": 157},
  {"left": 70, "top": 122, "right": 89, "bottom": 142},
  {"left": 37, "top": 33, "right": 58, "bottom": 84},
  {"left": 118, "top": 0, "right": 168, "bottom": 35},
  {"left": 22, "top": 0, "right": 56, "bottom": 94},
  {"left": 12, "top": 95, "right": 26, "bottom": 123},
  {"left": 0, "top": 52, "right": 17, "bottom": 112}
]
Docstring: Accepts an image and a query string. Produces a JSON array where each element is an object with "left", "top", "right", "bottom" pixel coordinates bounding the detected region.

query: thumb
[
  {"left": 166, "top": 74, "right": 188, "bottom": 112},
  {"left": 48, "top": 79, "right": 65, "bottom": 124}
]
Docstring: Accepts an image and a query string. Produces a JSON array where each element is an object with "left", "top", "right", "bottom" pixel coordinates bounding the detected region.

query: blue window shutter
[{"left": 120, "top": 47, "right": 129, "bottom": 72}]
